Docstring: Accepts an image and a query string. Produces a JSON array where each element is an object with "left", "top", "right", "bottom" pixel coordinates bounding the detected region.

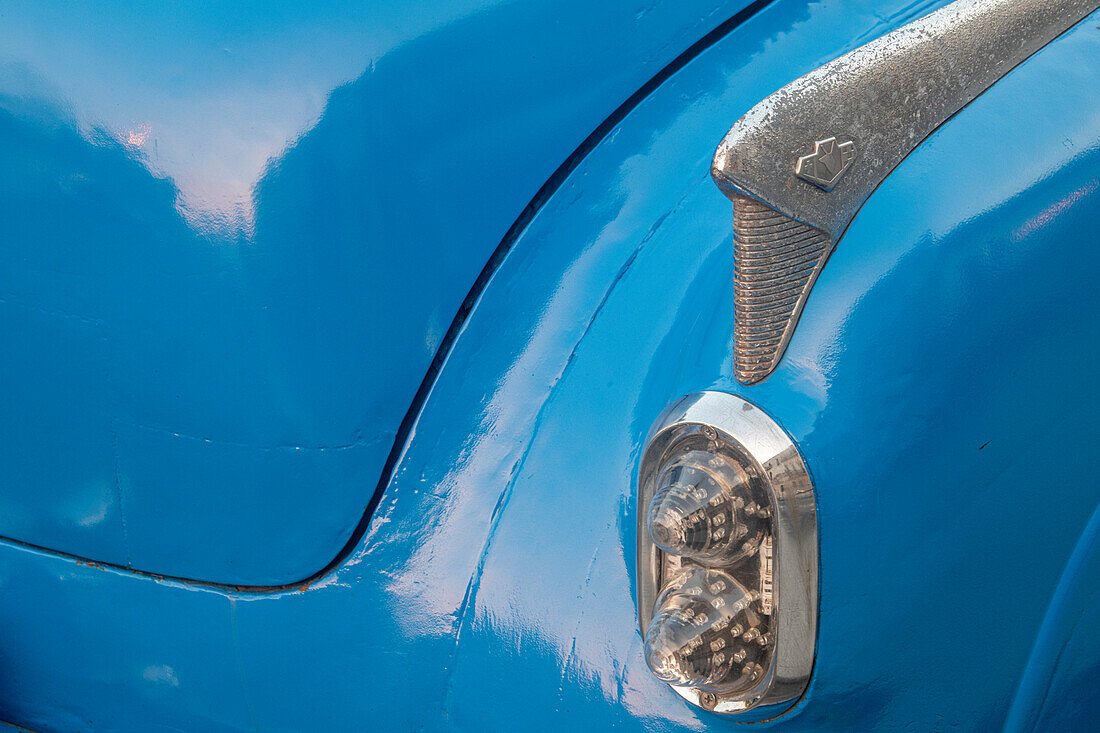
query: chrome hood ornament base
[{"left": 712, "top": 0, "right": 1099, "bottom": 384}]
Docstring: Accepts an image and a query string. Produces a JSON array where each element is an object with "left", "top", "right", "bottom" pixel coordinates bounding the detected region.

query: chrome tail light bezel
[{"left": 637, "top": 391, "right": 818, "bottom": 716}]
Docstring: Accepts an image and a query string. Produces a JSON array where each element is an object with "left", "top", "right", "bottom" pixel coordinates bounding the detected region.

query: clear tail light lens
[
  {"left": 647, "top": 450, "right": 768, "bottom": 565},
  {"left": 637, "top": 392, "right": 818, "bottom": 716},
  {"left": 644, "top": 568, "right": 768, "bottom": 692}
]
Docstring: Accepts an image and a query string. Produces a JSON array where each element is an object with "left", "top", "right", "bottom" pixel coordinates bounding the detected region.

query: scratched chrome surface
[{"left": 712, "top": 0, "right": 1099, "bottom": 384}]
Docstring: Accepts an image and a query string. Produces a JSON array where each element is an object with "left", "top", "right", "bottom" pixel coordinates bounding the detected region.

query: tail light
[{"left": 637, "top": 392, "right": 818, "bottom": 715}]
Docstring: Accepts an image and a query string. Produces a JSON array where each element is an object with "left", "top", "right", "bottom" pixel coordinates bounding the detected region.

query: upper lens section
[{"left": 646, "top": 449, "right": 768, "bottom": 565}]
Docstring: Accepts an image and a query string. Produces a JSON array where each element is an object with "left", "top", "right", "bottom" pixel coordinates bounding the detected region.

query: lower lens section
[{"left": 643, "top": 568, "right": 769, "bottom": 694}]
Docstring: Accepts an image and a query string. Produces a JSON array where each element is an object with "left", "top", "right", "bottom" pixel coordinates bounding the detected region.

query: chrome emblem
[{"left": 795, "top": 137, "right": 855, "bottom": 191}]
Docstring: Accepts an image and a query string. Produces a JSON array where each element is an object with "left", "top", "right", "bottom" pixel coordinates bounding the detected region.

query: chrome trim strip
[
  {"left": 637, "top": 392, "right": 817, "bottom": 716},
  {"left": 712, "top": 0, "right": 1099, "bottom": 383}
]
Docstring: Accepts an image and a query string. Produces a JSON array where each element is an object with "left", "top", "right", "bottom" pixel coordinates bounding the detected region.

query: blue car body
[{"left": 0, "top": 0, "right": 1098, "bottom": 730}]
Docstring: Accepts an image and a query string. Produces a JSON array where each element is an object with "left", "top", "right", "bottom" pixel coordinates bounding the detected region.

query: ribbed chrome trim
[
  {"left": 731, "top": 195, "right": 829, "bottom": 384},
  {"left": 713, "top": 0, "right": 1099, "bottom": 384}
]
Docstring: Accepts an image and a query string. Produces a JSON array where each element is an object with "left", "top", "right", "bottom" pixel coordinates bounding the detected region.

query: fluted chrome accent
[{"left": 731, "top": 195, "right": 829, "bottom": 384}]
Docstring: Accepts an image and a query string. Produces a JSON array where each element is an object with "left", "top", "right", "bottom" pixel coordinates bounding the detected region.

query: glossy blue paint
[
  {"left": 1005, "top": 500, "right": 1100, "bottom": 731},
  {"left": 1, "top": 1, "right": 1098, "bottom": 731},
  {"left": 0, "top": 0, "right": 760, "bottom": 586}
]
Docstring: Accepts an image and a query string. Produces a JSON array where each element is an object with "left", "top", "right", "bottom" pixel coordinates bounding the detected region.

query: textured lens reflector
[
  {"left": 644, "top": 568, "right": 769, "bottom": 693},
  {"left": 646, "top": 450, "right": 768, "bottom": 565}
]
